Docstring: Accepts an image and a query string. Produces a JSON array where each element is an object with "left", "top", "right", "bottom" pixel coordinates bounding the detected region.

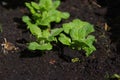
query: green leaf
[
  {"left": 50, "top": 28, "right": 63, "bottom": 37},
  {"left": 84, "top": 35, "right": 96, "bottom": 46},
  {"left": 31, "top": 2, "right": 39, "bottom": 10},
  {"left": 54, "top": 11, "right": 62, "bottom": 22},
  {"left": 48, "top": 28, "right": 63, "bottom": 42},
  {"left": 39, "top": 42, "right": 52, "bottom": 50},
  {"left": 58, "top": 33, "right": 71, "bottom": 45},
  {"left": 62, "top": 12, "right": 70, "bottom": 19},
  {"left": 83, "top": 45, "right": 96, "bottom": 57},
  {"left": 62, "top": 22, "right": 73, "bottom": 34},
  {"left": 72, "top": 19, "right": 83, "bottom": 28},
  {"left": 29, "top": 24, "right": 42, "bottom": 38},
  {"left": 28, "top": 42, "right": 52, "bottom": 50},
  {"left": 70, "top": 27, "right": 79, "bottom": 40},
  {"left": 25, "top": 2, "right": 36, "bottom": 14},
  {"left": 39, "top": 0, "right": 52, "bottom": 10},
  {"left": 39, "top": 11, "right": 51, "bottom": 26},
  {"left": 70, "top": 27, "right": 86, "bottom": 40},
  {"left": 39, "top": 10, "right": 69, "bottom": 27},
  {"left": 83, "top": 35, "right": 96, "bottom": 56},
  {"left": 47, "top": 10, "right": 61, "bottom": 23},
  {"left": 48, "top": 36, "right": 57, "bottom": 42},
  {"left": 53, "top": 0, "right": 60, "bottom": 9},
  {"left": 48, "top": 10, "right": 70, "bottom": 23},
  {"left": 62, "top": 19, "right": 81, "bottom": 34},
  {"left": 28, "top": 42, "right": 39, "bottom": 50},
  {"left": 74, "top": 19, "right": 94, "bottom": 35},
  {"left": 82, "top": 23, "right": 94, "bottom": 36},
  {"left": 42, "top": 29, "right": 50, "bottom": 38},
  {"left": 22, "top": 16, "right": 31, "bottom": 25}
]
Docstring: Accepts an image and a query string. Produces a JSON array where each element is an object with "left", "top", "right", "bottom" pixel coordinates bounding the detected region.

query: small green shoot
[{"left": 71, "top": 58, "right": 80, "bottom": 63}]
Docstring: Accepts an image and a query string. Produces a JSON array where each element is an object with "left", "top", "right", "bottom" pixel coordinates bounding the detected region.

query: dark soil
[{"left": 0, "top": 0, "right": 120, "bottom": 80}]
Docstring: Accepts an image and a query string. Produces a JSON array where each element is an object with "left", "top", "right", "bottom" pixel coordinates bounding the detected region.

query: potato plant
[
  {"left": 58, "top": 19, "right": 96, "bottom": 56},
  {"left": 22, "top": 0, "right": 96, "bottom": 57},
  {"left": 22, "top": 0, "right": 70, "bottom": 50}
]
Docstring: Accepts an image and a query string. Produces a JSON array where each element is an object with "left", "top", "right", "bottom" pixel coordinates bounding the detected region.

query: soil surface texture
[{"left": 0, "top": 0, "right": 120, "bottom": 80}]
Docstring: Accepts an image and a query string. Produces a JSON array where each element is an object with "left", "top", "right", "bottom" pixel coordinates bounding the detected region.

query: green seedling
[
  {"left": 22, "top": 0, "right": 70, "bottom": 50},
  {"left": 22, "top": 0, "right": 96, "bottom": 56},
  {"left": 23, "top": 0, "right": 70, "bottom": 27},
  {"left": 22, "top": 17, "right": 63, "bottom": 50},
  {"left": 71, "top": 58, "right": 80, "bottom": 63},
  {"left": 27, "top": 26, "right": 63, "bottom": 50},
  {"left": 58, "top": 19, "right": 96, "bottom": 56}
]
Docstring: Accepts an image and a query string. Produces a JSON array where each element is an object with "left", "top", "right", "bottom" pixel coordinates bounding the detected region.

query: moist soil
[{"left": 0, "top": 0, "right": 120, "bottom": 80}]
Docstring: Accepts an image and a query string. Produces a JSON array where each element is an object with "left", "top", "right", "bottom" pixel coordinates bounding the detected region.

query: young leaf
[
  {"left": 58, "top": 33, "right": 71, "bottom": 45},
  {"left": 48, "top": 36, "right": 57, "bottom": 42},
  {"left": 42, "top": 29, "right": 50, "bottom": 38},
  {"left": 39, "top": 43, "right": 52, "bottom": 50},
  {"left": 82, "top": 35, "right": 96, "bottom": 56},
  {"left": 70, "top": 27, "right": 86, "bottom": 40},
  {"left": 62, "top": 12, "right": 70, "bottom": 19},
  {"left": 83, "top": 45, "right": 96, "bottom": 57},
  {"left": 62, "top": 22, "right": 73, "bottom": 34},
  {"left": 22, "top": 16, "right": 31, "bottom": 25},
  {"left": 38, "top": 11, "right": 51, "bottom": 26},
  {"left": 28, "top": 42, "right": 39, "bottom": 50},
  {"left": 50, "top": 28, "right": 63, "bottom": 37},
  {"left": 53, "top": 0, "right": 60, "bottom": 9},
  {"left": 29, "top": 24, "right": 42, "bottom": 38},
  {"left": 84, "top": 35, "right": 96, "bottom": 46},
  {"left": 25, "top": 2, "right": 36, "bottom": 14},
  {"left": 39, "top": 0, "right": 52, "bottom": 10},
  {"left": 28, "top": 42, "right": 52, "bottom": 50},
  {"left": 31, "top": 2, "right": 39, "bottom": 10},
  {"left": 48, "top": 28, "right": 63, "bottom": 42}
]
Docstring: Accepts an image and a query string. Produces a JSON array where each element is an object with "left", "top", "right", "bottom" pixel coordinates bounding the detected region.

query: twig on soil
[{"left": 1, "top": 38, "right": 19, "bottom": 54}]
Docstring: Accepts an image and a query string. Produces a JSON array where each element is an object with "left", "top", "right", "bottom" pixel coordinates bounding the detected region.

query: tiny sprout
[{"left": 71, "top": 58, "right": 80, "bottom": 63}]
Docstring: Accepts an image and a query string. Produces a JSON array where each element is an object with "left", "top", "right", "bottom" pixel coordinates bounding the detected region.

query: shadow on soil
[
  {"left": 0, "top": 0, "right": 32, "bottom": 9},
  {"left": 19, "top": 49, "right": 43, "bottom": 58},
  {"left": 105, "top": 0, "right": 120, "bottom": 54},
  {"left": 97, "top": 0, "right": 120, "bottom": 54}
]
